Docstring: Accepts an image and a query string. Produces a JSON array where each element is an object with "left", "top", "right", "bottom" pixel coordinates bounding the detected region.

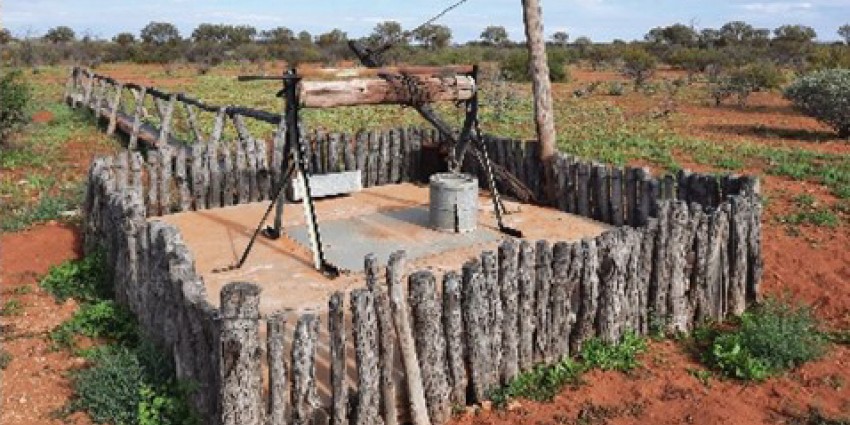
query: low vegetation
[
  {"left": 39, "top": 253, "right": 199, "bottom": 425},
  {"left": 0, "top": 72, "right": 115, "bottom": 232},
  {"left": 779, "top": 194, "right": 843, "bottom": 230},
  {"left": 784, "top": 407, "right": 850, "bottom": 425},
  {"left": 692, "top": 297, "right": 826, "bottom": 381},
  {"left": 785, "top": 69, "right": 850, "bottom": 138},
  {"left": 0, "top": 69, "right": 31, "bottom": 146},
  {"left": 490, "top": 332, "right": 648, "bottom": 406}
]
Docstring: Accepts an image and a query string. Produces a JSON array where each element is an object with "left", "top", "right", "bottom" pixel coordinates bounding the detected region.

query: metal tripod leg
[
  {"left": 293, "top": 136, "right": 340, "bottom": 278},
  {"left": 212, "top": 162, "right": 296, "bottom": 273},
  {"left": 475, "top": 137, "right": 523, "bottom": 238},
  {"left": 263, "top": 160, "right": 297, "bottom": 240}
]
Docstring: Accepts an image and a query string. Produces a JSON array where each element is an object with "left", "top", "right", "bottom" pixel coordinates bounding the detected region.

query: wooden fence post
[
  {"left": 481, "top": 250, "right": 502, "bottom": 386},
  {"left": 668, "top": 201, "right": 694, "bottom": 332},
  {"left": 176, "top": 146, "right": 192, "bottom": 211},
  {"left": 350, "top": 288, "right": 381, "bottom": 425},
  {"left": 548, "top": 242, "right": 574, "bottom": 359},
  {"left": 409, "top": 271, "right": 451, "bottom": 424},
  {"left": 498, "top": 239, "right": 520, "bottom": 382},
  {"left": 593, "top": 165, "right": 610, "bottom": 223},
  {"left": 365, "top": 254, "right": 398, "bottom": 425},
  {"left": 386, "top": 251, "right": 430, "bottom": 425},
  {"left": 570, "top": 238, "right": 599, "bottom": 353},
  {"left": 517, "top": 241, "right": 536, "bottom": 370},
  {"left": 462, "top": 258, "right": 491, "bottom": 402},
  {"left": 107, "top": 83, "right": 123, "bottom": 135},
  {"left": 329, "top": 292, "right": 348, "bottom": 425},
  {"left": 130, "top": 87, "right": 147, "bottom": 150},
  {"left": 291, "top": 313, "right": 321, "bottom": 425},
  {"left": 729, "top": 196, "right": 752, "bottom": 316},
  {"left": 441, "top": 271, "right": 467, "bottom": 406},
  {"left": 610, "top": 167, "right": 624, "bottom": 226},
  {"left": 219, "top": 282, "right": 263, "bottom": 425},
  {"left": 158, "top": 94, "right": 176, "bottom": 146},
  {"left": 534, "top": 241, "right": 553, "bottom": 363},
  {"left": 267, "top": 312, "right": 289, "bottom": 425},
  {"left": 747, "top": 197, "right": 763, "bottom": 305}
]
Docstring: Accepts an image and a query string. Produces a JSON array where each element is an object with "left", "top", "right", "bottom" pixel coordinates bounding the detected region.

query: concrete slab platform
[
  {"left": 157, "top": 183, "right": 610, "bottom": 315},
  {"left": 285, "top": 207, "right": 501, "bottom": 272}
]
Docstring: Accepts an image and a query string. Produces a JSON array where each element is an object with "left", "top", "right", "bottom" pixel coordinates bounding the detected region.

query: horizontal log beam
[
  {"left": 311, "top": 65, "right": 475, "bottom": 79},
  {"left": 299, "top": 76, "right": 476, "bottom": 108}
]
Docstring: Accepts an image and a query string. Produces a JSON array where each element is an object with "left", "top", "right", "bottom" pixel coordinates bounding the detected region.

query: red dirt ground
[
  {"left": 1, "top": 65, "right": 848, "bottom": 425},
  {"left": 31, "top": 111, "right": 54, "bottom": 125},
  {"left": 0, "top": 223, "right": 93, "bottom": 425},
  {"left": 1, "top": 107, "right": 116, "bottom": 424}
]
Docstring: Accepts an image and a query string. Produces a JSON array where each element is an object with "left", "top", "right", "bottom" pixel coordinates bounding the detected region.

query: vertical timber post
[
  {"left": 219, "top": 282, "right": 263, "bottom": 425},
  {"left": 522, "top": 0, "right": 558, "bottom": 203}
]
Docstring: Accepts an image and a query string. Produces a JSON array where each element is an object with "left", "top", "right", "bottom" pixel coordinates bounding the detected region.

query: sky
[{"left": 2, "top": 0, "right": 848, "bottom": 42}]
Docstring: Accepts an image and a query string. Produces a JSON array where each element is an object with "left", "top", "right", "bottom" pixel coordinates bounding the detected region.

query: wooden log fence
[{"left": 80, "top": 65, "right": 763, "bottom": 425}]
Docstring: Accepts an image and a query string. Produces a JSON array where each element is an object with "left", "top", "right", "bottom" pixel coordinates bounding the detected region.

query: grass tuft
[
  {"left": 693, "top": 297, "right": 826, "bottom": 381},
  {"left": 580, "top": 331, "right": 648, "bottom": 372},
  {"left": 784, "top": 407, "right": 850, "bottom": 425},
  {"left": 39, "top": 250, "right": 110, "bottom": 303},
  {"left": 0, "top": 349, "right": 13, "bottom": 369},
  {"left": 490, "top": 331, "right": 648, "bottom": 407},
  {"left": 50, "top": 300, "right": 138, "bottom": 350}
]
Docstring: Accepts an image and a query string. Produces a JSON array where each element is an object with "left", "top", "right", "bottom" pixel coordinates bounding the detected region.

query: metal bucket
[{"left": 429, "top": 173, "right": 478, "bottom": 233}]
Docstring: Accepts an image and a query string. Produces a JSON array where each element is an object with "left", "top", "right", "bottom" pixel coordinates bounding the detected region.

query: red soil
[
  {"left": 31, "top": 111, "right": 54, "bottom": 124},
  {"left": 451, "top": 341, "right": 850, "bottom": 425},
  {"left": 0, "top": 223, "right": 93, "bottom": 425}
]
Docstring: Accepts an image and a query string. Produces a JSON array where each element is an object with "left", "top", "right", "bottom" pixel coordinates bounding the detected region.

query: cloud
[{"left": 737, "top": 2, "right": 814, "bottom": 14}]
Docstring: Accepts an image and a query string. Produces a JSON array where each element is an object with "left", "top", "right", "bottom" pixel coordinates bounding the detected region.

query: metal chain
[{"left": 409, "top": 0, "right": 470, "bottom": 35}]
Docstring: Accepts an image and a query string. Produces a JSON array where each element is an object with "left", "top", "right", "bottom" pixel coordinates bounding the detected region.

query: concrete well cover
[{"left": 285, "top": 206, "right": 500, "bottom": 272}]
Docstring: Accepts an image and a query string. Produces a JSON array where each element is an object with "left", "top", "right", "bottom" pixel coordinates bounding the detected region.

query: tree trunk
[{"left": 522, "top": 0, "right": 558, "bottom": 202}]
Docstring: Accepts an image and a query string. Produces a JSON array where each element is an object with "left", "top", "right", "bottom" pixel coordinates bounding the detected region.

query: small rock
[
  {"left": 507, "top": 400, "right": 523, "bottom": 411},
  {"left": 480, "top": 400, "right": 492, "bottom": 412}
]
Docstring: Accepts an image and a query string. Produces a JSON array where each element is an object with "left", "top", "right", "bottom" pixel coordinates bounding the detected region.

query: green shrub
[
  {"left": 490, "top": 332, "right": 648, "bottom": 406},
  {"left": 607, "top": 81, "right": 625, "bottom": 96},
  {"left": 620, "top": 46, "right": 657, "bottom": 88},
  {"left": 40, "top": 250, "right": 110, "bottom": 303},
  {"left": 71, "top": 346, "right": 147, "bottom": 424},
  {"left": 499, "top": 49, "right": 571, "bottom": 82},
  {"left": 47, "top": 250, "right": 199, "bottom": 425},
  {"left": 712, "top": 61, "right": 785, "bottom": 107},
  {"left": 694, "top": 298, "right": 826, "bottom": 381},
  {"left": 580, "top": 331, "right": 648, "bottom": 372},
  {"left": 70, "top": 344, "right": 199, "bottom": 425},
  {"left": 50, "top": 300, "right": 138, "bottom": 350},
  {"left": 0, "top": 69, "right": 31, "bottom": 145},
  {"left": 489, "top": 358, "right": 584, "bottom": 406},
  {"left": 785, "top": 69, "right": 850, "bottom": 138},
  {"left": 0, "top": 349, "right": 13, "bottom": 369}
]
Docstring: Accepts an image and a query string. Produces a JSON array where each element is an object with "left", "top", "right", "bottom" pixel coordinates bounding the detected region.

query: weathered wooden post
[
  {"left": 441, "top": 271, "right": 467, "bottom": 405},
  {"left": 351, "top": 288, "right": 381, "bottom": 425},
  {"left": 329, "top": 292, "right": 348, "bottom": 425},
  {"left": 267, "top": 312, "right": 289, "bottom": 425},
  {"left": 522, "top": 0, "right": 558, "bottom": 202},
  {"left": 219, "top": 282, "right": 263, "bottom": 425},
  {"left": 365, "top": 254, "right": 398, "bottom": 425},
  {"left": 386, "top": 251, "right": 430, "bottom": 425},
  {"left": 408, "top": 270, "right": 451, "bottom": 424},
  {"left": 291, "top": 313, "right": 321, "bottom": 425},
  {"left": 462, "top": 258, "right": 491, "bottom": 402},
  {"left": 498, "top": 239, "right": 520, "bottom": 382}
]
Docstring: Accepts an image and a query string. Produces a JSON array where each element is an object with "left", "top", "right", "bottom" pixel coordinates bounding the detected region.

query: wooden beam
[
  {"left": 309, "top": 65, "right": 475, "bottom": 79},
  {"left": 299, "top": 75, "right": 475, "bottom": 108}
]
